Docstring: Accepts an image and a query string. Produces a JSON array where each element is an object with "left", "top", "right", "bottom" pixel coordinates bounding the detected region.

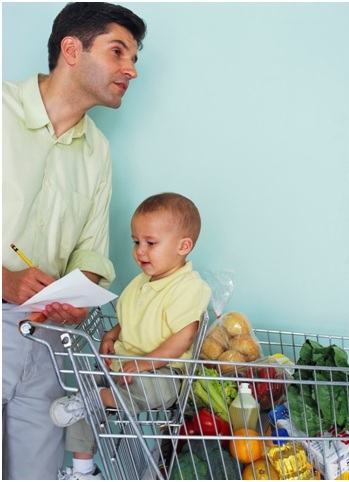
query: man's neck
[{"left": 38, "top": 73, "right": 87, "bottom": 138}]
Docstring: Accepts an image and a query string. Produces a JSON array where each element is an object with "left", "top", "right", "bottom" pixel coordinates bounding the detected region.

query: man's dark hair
[{"left": 48, "top": 2, "right": 146, "bottom": 71}]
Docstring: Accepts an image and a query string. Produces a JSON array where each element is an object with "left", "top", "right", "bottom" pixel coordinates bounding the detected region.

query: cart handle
[{"left": 18, "top": 312, "right": 47, "bottom": 335}]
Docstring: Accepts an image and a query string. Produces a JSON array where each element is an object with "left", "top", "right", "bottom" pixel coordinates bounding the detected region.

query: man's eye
[{"left": 113, "top": 49, "right": 121, "bottom": 56}]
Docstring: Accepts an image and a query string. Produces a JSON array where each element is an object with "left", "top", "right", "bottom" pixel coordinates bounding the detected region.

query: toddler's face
[{"left": 131, "top": 211, "right": 186, "bottom": 281}]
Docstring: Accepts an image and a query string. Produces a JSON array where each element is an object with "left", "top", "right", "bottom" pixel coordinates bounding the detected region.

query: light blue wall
[{"left": 3, "top": 2, "right": 349, "bottom": 336}]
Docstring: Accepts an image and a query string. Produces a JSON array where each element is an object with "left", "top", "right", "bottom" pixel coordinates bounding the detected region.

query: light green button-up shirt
[{"left": 2, "top": 74, "right": 115, "bottom": 288}]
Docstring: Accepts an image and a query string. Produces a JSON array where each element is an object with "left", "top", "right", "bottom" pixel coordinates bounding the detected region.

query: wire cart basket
[{"left": 19, "top": 305, "right": 349, "bottom": 480}]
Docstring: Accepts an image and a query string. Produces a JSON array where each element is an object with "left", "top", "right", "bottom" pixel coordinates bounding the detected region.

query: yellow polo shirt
[
  {"left": 111, "top": 261, "right": 211, "bottom": 371},
  {"left": 2, "top": 74, "right": 115, "bottom": 287}
]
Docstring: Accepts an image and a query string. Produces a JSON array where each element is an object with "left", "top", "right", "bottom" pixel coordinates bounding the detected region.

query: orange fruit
[
  {"left": 243, "top": 458, "right": 279, "bottom": 480},
  {"left": 229, "top": 428, "right": 264, "bottom": 464}
]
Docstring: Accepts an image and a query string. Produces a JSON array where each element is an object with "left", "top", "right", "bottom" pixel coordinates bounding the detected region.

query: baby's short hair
[{"left": 134, "top": 192, "right": 201, "bottom": 246}]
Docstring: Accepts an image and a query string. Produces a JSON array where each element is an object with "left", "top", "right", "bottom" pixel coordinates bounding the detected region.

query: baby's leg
[
  {"left": 100, "top": 387, "right": 117, "bottom": 407},
  {"left": 101, "top": 368, "right": 181, "bottom": 414}
]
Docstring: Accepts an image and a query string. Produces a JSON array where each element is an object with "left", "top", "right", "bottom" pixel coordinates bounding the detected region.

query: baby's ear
[{"left": 179, "top": 238, "right": 193, "bottom": 255}]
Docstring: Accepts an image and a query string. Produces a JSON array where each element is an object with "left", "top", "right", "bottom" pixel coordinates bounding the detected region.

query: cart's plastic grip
[
  {"left": 18, "top": 312, "right": 47, "bottom": 334},
  {"left": 20, "top": 312, "right": 47, "bottom": 324}
]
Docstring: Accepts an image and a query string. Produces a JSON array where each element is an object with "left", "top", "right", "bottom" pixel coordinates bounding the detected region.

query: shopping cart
[
  {"left": 19, "top": 303, "right": 209, "bottom": 480},
  {"left": 19, "top": 308, "right": 349, "bottom": 480}
]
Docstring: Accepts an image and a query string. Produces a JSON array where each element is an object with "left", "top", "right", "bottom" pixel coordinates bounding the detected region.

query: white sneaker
[
  {"left": 50, "top": 392, "right": 86, "bottom": 427},
  {"left": 58, "top": 466, "right": 104, "bottom": 480}
]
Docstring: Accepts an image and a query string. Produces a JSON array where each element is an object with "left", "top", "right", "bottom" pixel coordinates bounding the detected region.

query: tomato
[
  {"left": 258, "top": 367, "right": 277, "bottom": 379},
  {"left": 248, "top": 367, "right": 285, "bottom": 411}
]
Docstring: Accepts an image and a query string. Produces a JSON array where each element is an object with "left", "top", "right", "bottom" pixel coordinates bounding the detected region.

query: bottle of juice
[
  {"left": 229, "top": 383, "right": 260, "bottom": 432},
  {"left": 267, "top": 428, "right": 313, "bottom": 480}
]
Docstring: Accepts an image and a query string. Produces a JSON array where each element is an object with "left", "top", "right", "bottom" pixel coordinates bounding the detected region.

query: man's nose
[{"left": 121, "top": 60, "right": 138, "bottom": 80}]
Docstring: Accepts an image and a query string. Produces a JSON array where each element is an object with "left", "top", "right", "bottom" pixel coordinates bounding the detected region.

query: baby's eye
[
  {"left": 132, "top": 240, "right": 139, "bottom": 245},
  {"left": 147, "top": 241, "right": 156, "bottom": 246}
]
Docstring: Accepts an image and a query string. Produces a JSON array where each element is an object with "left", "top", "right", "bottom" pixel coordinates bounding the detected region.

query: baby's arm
[
  {"left": 99, "top": 324, "right": 121, "bottom": 371},
  {"left": 119, "top": 320, "right": 198, "bottom": 385}
]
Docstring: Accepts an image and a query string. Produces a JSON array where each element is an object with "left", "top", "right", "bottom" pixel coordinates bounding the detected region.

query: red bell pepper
[
  {"left": 177, "top": 419, "right": 196, "bottom": 451},
  {"left": 192, "top": 408, "right": 231, "bottom": 447}
]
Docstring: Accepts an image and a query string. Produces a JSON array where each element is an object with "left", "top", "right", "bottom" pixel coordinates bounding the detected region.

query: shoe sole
[{"left": 50, "top": 396, "right": 79, "bottom": 427}]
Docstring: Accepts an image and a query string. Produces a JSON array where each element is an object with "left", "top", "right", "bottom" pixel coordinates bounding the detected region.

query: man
[{"left": 2, "top": 3, "right": 146, "bottom": 479}]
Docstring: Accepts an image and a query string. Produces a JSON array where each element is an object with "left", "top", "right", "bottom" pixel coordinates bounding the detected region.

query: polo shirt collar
[
  {"left": 144, "top": 261, "right": 193, "bottom": 292},
  {"left": 22, "top": 74, "right": 91, "bottom": 147}
]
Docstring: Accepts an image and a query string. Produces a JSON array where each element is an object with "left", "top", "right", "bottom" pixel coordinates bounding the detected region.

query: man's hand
[
  {"left": 42, "top": 303, "right": 89, "bottom": 326},
  {"left": 2, "top": 267, "right": 54, "bottom": 305},
  {"left": 43, "top": 271, "right": 101, "bottom": 325}
]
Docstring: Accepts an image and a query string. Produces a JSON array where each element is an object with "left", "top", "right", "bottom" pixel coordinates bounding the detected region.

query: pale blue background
[{"left": 2, "top": 2, "right": 349, "bottom": 336}]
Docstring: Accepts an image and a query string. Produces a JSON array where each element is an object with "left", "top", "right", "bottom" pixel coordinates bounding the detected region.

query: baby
[{"left": 50, "top": 192, "right": 211, "bottom": 480}]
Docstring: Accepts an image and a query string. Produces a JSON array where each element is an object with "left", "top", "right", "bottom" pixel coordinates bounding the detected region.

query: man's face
[{"left": 76, "top": 23, "right": 139, "bottom": 109}]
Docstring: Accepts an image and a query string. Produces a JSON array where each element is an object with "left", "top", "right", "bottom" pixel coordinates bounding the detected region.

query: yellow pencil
[{"left": 10, "top": 244, "right": 35, "bottom": 268}]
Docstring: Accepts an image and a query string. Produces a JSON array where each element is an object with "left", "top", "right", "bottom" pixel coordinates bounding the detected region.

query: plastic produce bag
[{"left": 200, "top": 270, "right": 262, "bottom": 371}]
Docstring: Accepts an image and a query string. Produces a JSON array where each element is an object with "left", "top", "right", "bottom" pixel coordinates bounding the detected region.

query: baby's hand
[
  {"left": 99, "top": 336, "right": 115, "bottom": 371},
  {"left": 118, "top": 360, "right": 140, "bottom": 385}
]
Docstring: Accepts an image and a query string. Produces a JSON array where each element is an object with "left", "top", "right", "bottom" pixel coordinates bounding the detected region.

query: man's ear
[
  {"left": 179, "top": 238, "right": 193, "bottom": 255},
  {"left": 60, "top": 36, "right": 82, "bottom": 66}
]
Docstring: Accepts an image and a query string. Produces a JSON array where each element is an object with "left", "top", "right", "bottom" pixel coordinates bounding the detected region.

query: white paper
[{"left": 10, "top": 269, "right": 118, "bottom": 312}]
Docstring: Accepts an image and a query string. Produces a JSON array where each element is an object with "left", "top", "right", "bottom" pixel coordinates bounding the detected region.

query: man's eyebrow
[{"left": 110, "top": 39, "right": 138, "bottom": 63}]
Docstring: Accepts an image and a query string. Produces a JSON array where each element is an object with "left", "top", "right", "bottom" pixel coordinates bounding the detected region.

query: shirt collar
[
  {"left": 22, "top": 74, "right": 91, "bottom": 147},
  {"left": 143, "top": 261, "right": 193, "bottom": 292}
]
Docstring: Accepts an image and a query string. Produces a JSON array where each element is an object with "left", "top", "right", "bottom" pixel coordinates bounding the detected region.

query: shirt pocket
[{"left": 49, "top": 188, "right": 92, "bottom": 262}]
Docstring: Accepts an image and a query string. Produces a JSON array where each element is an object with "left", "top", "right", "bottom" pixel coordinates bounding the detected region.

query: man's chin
[{"left": 101, "top": 97, "right": 122, "bottom": 110}]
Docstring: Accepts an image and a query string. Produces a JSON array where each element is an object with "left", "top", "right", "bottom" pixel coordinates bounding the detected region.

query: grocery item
[
  {"left": 200, "top": 312, "right": 262, "bottom": 367},
  {"left": 287, "top": 339, "right": 349, "bottom": 436},
  {"left": 229, "top": 428, "right": 264, "bottom": 464},
  {"left": 172, "top": 439, "right": 242, "bottom": 480},
  {"left": 230, "top": 334, "right": 260, "bottom": 362},
  {"left": 192, "top": 366, "right": 237, "bottom": 422},
  {"left": 229, "top": 383, "right": 260, "bottom": 432},
  {"left": 239, "top": 357, "right": 292, "bottom": 411},
  {"left": 269, "top": 405, "right": 349, "bottom": 480},
  {"left": 177, "top": 408, "right": 232, "bottom": 451},
  {"left": 242, "top": 458, "right": 280, "bottom": 480},
  {"left": 267, "top": 429, "right": 313, "bottom": 480},
  {"left": 192, "top": 408, "right": 231, "bottom": 438}
]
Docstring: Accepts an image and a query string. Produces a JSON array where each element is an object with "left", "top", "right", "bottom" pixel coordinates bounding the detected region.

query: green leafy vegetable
[
  {"left": 288, "top": 339, "right": 349, "bottom": 436},
  {"left": 192, "top": 367, "right": 237, "bottom": 422}
]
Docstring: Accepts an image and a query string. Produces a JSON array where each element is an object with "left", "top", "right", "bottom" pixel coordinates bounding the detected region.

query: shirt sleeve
[
  {"left": 165, "top": 276, "right": 211, "bottom": 333},
  {"left": 65, "top": 148, "right": 115, "bottom": 288}
]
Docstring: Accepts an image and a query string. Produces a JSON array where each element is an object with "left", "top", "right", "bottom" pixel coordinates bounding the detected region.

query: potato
[
  {"left": 200, "top": 337, "right": 224, "bottom": 360},
  {"left": 217, "top": 349, "right": 246, "bottom": 374},
  {"left": 230, "top": 335, "right": 260, "bottom": 362},
  {"left": 207, "top": 324, "right": 230, "bottom": 348},
  {"left": 222, "top": 312, "right": 251, "bottom": 337}
]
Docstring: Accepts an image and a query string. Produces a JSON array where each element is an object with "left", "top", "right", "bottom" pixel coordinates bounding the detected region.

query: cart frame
[{"left": 19, "top": 306, "right": 349, "bottom": 480}]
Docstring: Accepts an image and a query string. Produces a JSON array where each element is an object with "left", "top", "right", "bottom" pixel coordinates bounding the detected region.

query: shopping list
[{"left": 10, "top": 269, "right": 118, "bottom": 312}]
